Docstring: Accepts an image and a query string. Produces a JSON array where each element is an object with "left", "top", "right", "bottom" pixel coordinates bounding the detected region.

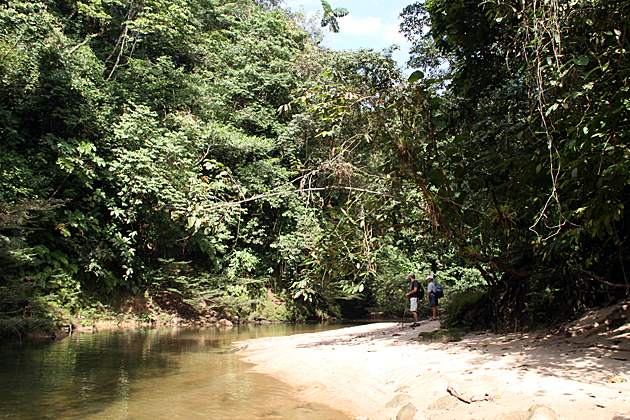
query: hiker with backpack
[
  {"left": 427, "top": 275, "right": 439, "bottom": 321},
  {"left": 405, "top": 272, "right": 424, "bottom": 327}
]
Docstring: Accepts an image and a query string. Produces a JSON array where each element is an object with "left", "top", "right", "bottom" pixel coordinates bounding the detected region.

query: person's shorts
[
  {"left": 410, "top": 297, "right": 418, "bottom": 312},
  {"left": 430, "top": 295, "right": 438, "bottom": 306}
]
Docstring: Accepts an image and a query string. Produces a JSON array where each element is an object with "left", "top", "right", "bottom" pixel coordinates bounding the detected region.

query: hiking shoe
[{"left": 409, "top": 322, "right": 420, "bottom": 328}]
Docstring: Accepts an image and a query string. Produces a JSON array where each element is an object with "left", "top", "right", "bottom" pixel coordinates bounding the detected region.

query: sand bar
[{"left": 235, "top": 319, "right": 630, "bottom": 420}]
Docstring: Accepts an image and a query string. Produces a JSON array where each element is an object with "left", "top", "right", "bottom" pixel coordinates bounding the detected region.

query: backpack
[
  {"left": 434, "top": 284, "right": 444, "bottom": 298},
  {"left": 412, "top": 280, "right": 424, "bottom": 299},
  {"left": 417, "top": 283, "right": 425, "bottom": 300}
]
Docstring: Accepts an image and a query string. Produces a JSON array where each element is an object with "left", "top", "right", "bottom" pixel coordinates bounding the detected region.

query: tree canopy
[{"left": 1, "top": 0, "right": 628, "bottom": 333}]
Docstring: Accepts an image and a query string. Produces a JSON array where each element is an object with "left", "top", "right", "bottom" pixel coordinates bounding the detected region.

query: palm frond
[{"left": 333, "top": 7, "right": 348, "bottom": 18}]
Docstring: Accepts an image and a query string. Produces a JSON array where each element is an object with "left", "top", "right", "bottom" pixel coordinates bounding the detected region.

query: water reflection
[{"left": 0, "top": 324, "right": 355, "bottom": 420}]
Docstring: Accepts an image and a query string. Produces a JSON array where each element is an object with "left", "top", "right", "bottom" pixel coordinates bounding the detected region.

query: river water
[{"left": 0, "top": 323, "right": 356, "bottom": 420}]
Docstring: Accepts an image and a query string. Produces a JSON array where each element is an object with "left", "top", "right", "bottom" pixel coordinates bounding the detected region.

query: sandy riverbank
[{"left": 235, "top": 309, "right": 630, "bottom": 420}]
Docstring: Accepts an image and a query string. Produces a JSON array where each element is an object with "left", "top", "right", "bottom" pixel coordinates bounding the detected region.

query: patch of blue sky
[{"left": 283, "top": 0, "right": 417, "bottom": 71}]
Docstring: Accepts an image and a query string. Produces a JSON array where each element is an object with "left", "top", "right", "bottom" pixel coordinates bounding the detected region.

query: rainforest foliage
[{"left": 1, "top": 0, "right": 628, "bottom": 333}]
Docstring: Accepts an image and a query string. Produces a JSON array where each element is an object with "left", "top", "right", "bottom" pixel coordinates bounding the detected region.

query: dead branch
[
  {"left": 447, "top": 384, "right": 493, "bottom": 404},
  {"left": 1, "top": 34, "right": 23, "bottom": 61},
  {"left": 106, "top": 25, "right": 128, "bottom": 80},
  {"left": 447, "top": 384, "right": 472, "bottom": 403},
  {"left": 105, "top": 1, "right": 136, "bottom": 79}
]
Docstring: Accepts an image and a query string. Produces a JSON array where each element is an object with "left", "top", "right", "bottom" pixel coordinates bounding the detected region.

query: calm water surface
[{"left": 0, "top": 323, "right": 358, "bottom": 420}]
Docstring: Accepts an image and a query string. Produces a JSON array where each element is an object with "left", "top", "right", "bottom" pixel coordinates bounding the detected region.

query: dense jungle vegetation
[{"left": 1, "top": 0, "right": 628, "bottom": 334}]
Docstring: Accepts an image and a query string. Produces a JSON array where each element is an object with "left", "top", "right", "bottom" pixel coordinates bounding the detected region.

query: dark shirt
[{"left": 409, "top": 280, "right": 423, "bottom": 298}]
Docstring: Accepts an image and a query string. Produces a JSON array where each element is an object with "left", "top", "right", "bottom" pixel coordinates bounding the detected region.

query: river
[{"left": 0, "top": 323, "right": 357, "bottom": 419}]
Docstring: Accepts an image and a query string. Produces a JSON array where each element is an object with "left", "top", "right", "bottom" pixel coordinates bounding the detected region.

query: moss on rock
[
  {"left": 415, "top": 328, "right": 464, "bottom": 342},
  {"left": 443, "top": 291, "right": 491, "bottom": 330}
]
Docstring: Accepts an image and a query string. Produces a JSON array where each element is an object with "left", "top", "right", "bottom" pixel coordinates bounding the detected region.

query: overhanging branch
[
  {"left": 192, "top": 185, "right": 426, "bottom": 213},
  {"left": 581, "top": 269, "right": 628, "bottom": 289}
]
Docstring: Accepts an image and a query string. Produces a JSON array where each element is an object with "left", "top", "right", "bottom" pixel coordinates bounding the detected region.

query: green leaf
[
  {"left": 408, "top": 71, "right": 425, "bottom": 84},
  {"left": 430, "top": 97, "right": 443, "bottom": 107},
  {"left": 575, "top": 56, "right": 589, "bottom": 66},
  {"left": 469, "top": 178, "right": 486, "bottom": 191}
]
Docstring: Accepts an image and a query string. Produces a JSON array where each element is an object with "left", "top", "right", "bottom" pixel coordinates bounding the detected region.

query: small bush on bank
[
  {"left": 248, "top": 289, "right": 290, "bottom": 321},
  {"left": 0, "top": 278, "right": 64, "bottom": 337}
]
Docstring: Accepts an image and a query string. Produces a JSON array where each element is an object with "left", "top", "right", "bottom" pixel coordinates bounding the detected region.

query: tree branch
[
  {"left": 581, "top": 269, "right": 629, "bottom": 289},
  {"left": 66, "top": 31, "right": 103, "bottom": 56}
]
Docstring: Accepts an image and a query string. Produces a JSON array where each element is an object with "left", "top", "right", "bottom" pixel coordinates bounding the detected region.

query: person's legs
[
  {"left": 410, "top": 298, "right": 419, "bottom": 322},
  {"left": 429, "top": 295, "right": 438, "bottom": 320}
]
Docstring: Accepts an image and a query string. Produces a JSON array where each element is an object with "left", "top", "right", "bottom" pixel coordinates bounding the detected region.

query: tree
[
  {"left": 320, "top": 0, "right": 348, "bottom": 48},
  {"left": 0, "top": 0, "right": 332, "bottom": 327},
  {"left": 397, "top": 0, "right": 630, "bottom": 325},
  {"left": 293, "top": 0, "right": 630, "bottom": 329}
]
